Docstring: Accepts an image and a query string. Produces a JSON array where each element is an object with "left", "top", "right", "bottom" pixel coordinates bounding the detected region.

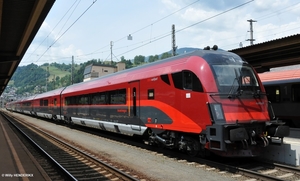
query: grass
[{"left": 40, "top": 65, "right": 70, "bottom": 81}]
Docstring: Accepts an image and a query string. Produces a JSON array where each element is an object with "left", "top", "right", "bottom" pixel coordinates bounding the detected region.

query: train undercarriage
[
  {"left": 147, "top": 130, "right": 206, "bottom": 157},
  {"left": 147, "top": 121, "right": 290, "bottom": 157}
]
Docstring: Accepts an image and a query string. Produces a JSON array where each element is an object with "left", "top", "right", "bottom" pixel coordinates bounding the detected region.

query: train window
[
  {"left": 65, "top": 89, "right": 126, "bottom": 106},
  {"left": 54, "top": 98, "right": 57, "bottom": 106},
  {"left": 292, "top": 84, "right": 300, "bottom": 102},
  {"left": 265, "top": 86, "right": 280, "bottom": 103},
  {"left": 43, "top": 100, "right": 48, "bottom": 106},
  {"left": 172, "top": 71, "right": 203, "bottom": 92},
  {"left": 40, "top": 99, "right": 43, "bottom": 106},
  {"left": 78, "top": 96, "right": 89, "bottom": 105},
  {"left": 65, "top": 98, "right": 69, "bottom": 105},
  {"left": 148, "top": 89, "right": 155, "bottom": 99},
  {"left": 161, "top": 74, "right": 170, "bottom": 85},
  {"left": 91, "top": 93, "right": 107, "bottom": 105},
  {"left": 185, "top": 71, "right": 203, "bottom": 92},
  {"left": 212, "top": 64, "right": 259, "bottom": 93},
  {"left": 65, "top": 96, "right": 76, "bottom": 105},
  {"left": 110, "top": 89, "right": 126, "bottom": 104},
  {"left": 183, "top": 71, "right": 193, "bottom": 89},
  {"left": 172, "top": 72, "right": 183, "bottom": 89}
]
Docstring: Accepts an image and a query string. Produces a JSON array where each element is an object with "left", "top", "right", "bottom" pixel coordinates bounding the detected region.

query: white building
[{"left": 83, "top": 62, "right": 126, "bottom": 82}]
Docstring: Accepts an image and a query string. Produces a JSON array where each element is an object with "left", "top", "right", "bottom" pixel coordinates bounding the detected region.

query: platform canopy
[
  {"left": 0, "top": 0, "right": 55, "bottom": 95},
  {"left": 230, "top": 34, "right": 300, "bottom": 73}
]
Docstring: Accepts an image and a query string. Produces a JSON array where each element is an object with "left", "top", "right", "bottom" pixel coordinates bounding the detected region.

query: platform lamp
[{"left": 127, "top": 34, "right": 132, "bottom": 40}]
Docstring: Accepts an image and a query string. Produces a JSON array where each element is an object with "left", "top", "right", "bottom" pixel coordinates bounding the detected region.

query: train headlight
[{"left": 208, "top": 103, "right": 225, "bottom": 123}]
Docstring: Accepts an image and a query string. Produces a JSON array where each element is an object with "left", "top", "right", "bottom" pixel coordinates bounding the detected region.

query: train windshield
[{"left": 212, "top": 64, "right": 260, "bottom": 94}]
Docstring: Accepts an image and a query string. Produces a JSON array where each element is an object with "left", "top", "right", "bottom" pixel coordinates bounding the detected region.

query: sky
[{"left": 20, "top": 0, "right": 300, "bottom": 66}]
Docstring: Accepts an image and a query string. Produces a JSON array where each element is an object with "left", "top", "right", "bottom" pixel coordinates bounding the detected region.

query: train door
[
  {"left": 129, "top": 81, "right": 141, "bottom": 131},
  {"left": 49, "top": 97, "right": 53, "bottom": 112}
]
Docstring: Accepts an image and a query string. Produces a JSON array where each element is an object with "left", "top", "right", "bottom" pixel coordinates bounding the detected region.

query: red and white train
[{"left": 6, "top": 47, "right": 289, "bottom": 157}]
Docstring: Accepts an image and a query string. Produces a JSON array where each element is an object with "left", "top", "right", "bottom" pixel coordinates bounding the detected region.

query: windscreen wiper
[
  {"left": 228, "top": 69, "right": 243, "bottom": 98},
  {"left": 227, "top": 77, "right": 237, "bottom": 98}
]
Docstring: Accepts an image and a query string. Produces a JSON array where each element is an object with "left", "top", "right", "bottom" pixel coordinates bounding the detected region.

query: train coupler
[
  {"left": 266, "top": 124, "right": 290, "bottom": 138},
  {"left": 260, "top": 136, "right": 269, "bottom": 147}
]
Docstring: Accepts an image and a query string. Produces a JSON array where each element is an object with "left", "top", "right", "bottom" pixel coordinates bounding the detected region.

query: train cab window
[
  {"left": 183, "top": 71, "right": 192, "bottom": 89},
  {"left": 172, "top": 72, "right": 183, "bottom": 89},
  {"left": 212, "top": 64, "right": 259, "bottom": 93},
  {"left": 292, "top": 84, "right": 300, "bottom": 102},
  {"left": 172, "top": 70, "right": 203, "bottom": 92},
  {"left": 265, "top": 86, "right": 280, "bottom": 103},
  {"left": 54, "top": 98, "right": 57, "bottom": 106}
]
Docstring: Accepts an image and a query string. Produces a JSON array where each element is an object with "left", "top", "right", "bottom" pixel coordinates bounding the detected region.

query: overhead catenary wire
[
  {"left": 220, "top": 1, "right": 300, "bottom": 49},
  {"left": 83, "top": 0, "right": 254, "bottom": 59},
  {"left": 254, "top": 1, "right": 300, "bottom": 21},
  {"left": 91, "top": 0, "right": 201, "bottom": 55},
  {"left": 117, "top": 0, "right": 300, "bottom": 57},
  {"left": 26, "top": 0, "right": 300, "bottom": 65},
  {"left": 33, "top": 0, "right": 98, "bottom": 65},
  {"left": 25, "top": 0, "right": 81, "bottom": 64},
  {"left": 116, "top": 0, "right": 254, "bottom": 57}
]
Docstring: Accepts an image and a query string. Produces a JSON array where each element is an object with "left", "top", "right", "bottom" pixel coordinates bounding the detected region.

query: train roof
[
  {"left": 259, "top": 68, "right": 300, "bottom": 85},
  {"left": 62, "top": 49, "right": 245, "bottom": 95},
  {"left": 17, "top": 49, "right": 246, "bottom": 99},
  {"left": 32, "top": 87, "right": 66, "bottom": 100},
  {"left": 21, "top": 95, "right": 38, "bottom": 102}
]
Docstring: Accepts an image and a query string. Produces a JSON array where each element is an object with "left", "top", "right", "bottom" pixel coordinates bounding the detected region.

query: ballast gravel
[{"left": 5, "top": 110, "right": 237, "bottom": 181}]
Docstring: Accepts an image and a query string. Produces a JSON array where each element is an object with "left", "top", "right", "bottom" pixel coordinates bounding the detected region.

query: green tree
[
  {"left": 133, "top": 55, "right": 145, "bottom": 65},
  {"left": 148, "top": 55, "right": 159, "bottom": 62},
  {"left": 120, "top": 56, "right": 133, "bottom": 68},
  {"left": 160, "top": 52, "right": 172, "bottom": 59}
]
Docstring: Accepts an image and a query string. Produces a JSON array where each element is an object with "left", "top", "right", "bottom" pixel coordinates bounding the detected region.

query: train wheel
[
  {"left": 52, "top": 115, "right": 57, "bottom": 122},
  {"left": 186, "top": 137, "right": 200, "bottom": 157}
]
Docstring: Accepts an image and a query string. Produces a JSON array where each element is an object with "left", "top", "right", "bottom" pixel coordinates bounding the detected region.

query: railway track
[
  {"left": 71, "top": 121, "right": 300, "bottom": 180},
  {"left": 149, "top": 152, "right": 300, "bottom": 181},
  {"left": 1, "top": 112, "right": 143, "bottom": 181},
  {"left": 74, "top": 122, "right": 300, "bottom": 180},
  {"left": 3, "top": 110, "right": 300, "bottom": 181},
  {"left": 212, "top": 158, "right": 300, "bottom": 181}
]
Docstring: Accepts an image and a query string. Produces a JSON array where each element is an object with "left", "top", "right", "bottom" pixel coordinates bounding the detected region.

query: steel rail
[
  {"left": 2, "top": 112, "right": 140, "bottom": 181},
  {"left": 1, "top": 112, "right": 77, "bottom": 181}
]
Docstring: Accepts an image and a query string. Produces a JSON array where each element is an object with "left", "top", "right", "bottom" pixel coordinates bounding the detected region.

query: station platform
[
  {"left": 260, "top": 137, "right": 300, "bottom": 167},
  {"left": 0, "top": 115, "right": 50, "bottom": 181}
]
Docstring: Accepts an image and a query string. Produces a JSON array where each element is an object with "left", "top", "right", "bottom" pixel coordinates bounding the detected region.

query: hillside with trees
[{"left": 4, "top": 48, "right": 197, "bottom": 98}]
